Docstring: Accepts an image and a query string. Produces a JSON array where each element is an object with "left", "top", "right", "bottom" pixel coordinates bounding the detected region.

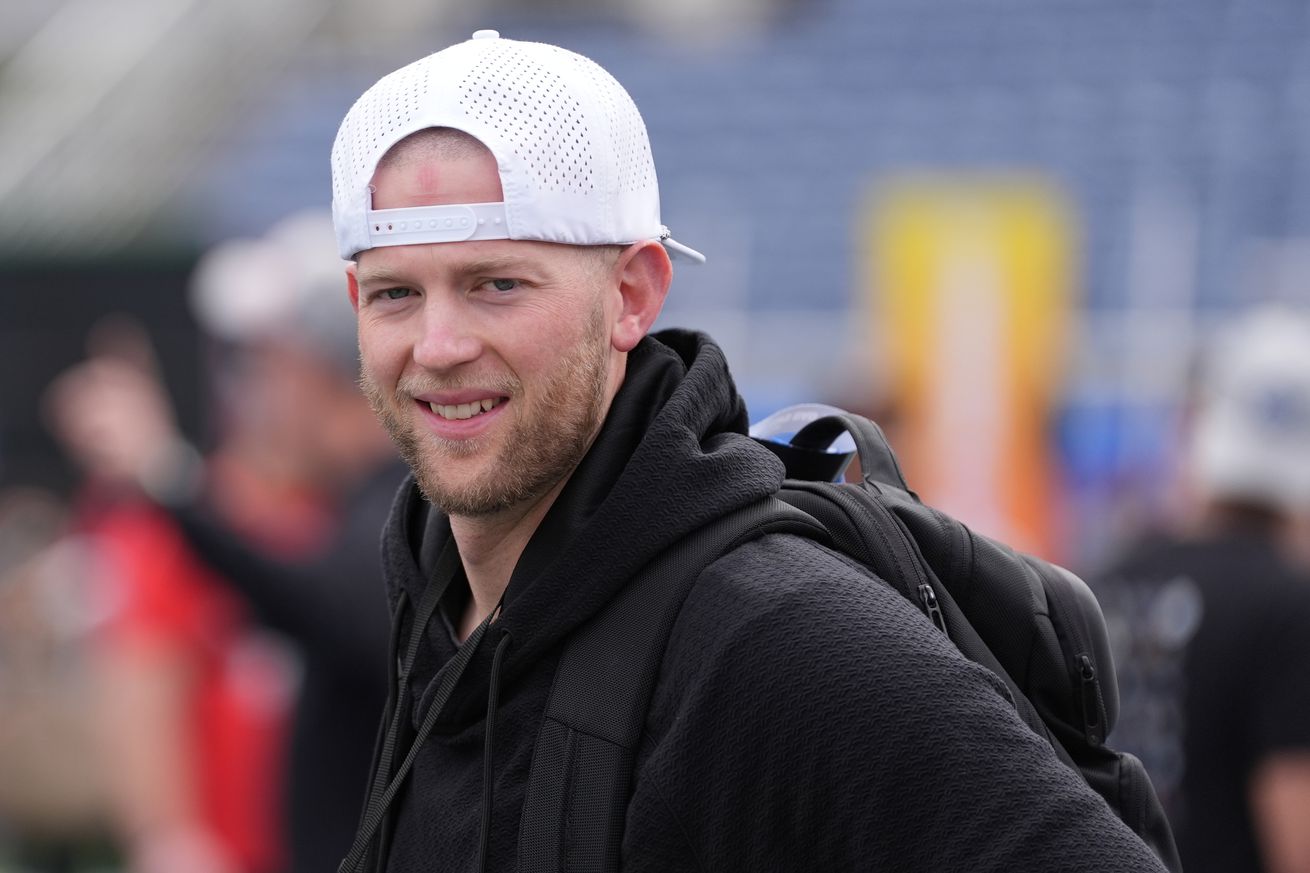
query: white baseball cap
[
  {"left": 1189, "top": 306, "right": 1310, "bottom": 510},
  {"left": 330, "top": 29, "right": 705, "bottom": 265}
]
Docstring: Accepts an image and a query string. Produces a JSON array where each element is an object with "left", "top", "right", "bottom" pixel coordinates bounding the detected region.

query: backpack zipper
[
  {"left": 1077, "top": 654, "right": 1105, "bottom": 746},
  {"left": 809, "top": 480, "right": 951, "bottom": 639},
  {"left": 918, "top": 583, "right": 947, "bottom": 634},
  {"left": 1033, "top": 561, "right": 1111, "bottom": 748}
]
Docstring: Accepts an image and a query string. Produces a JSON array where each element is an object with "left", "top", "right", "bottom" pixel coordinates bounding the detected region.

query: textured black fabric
[
  {"left": 368, "top": 329, "right": 1169, "bottom": 872},
  {"left": 1095, "top": 527, "right": 1310, "bottom": 873},
  {"left": 626, "top": 535, "right": 1168, "bottom": 872},
  {"left": 520, "top": 499, "right": 820, "bottom": 873}
]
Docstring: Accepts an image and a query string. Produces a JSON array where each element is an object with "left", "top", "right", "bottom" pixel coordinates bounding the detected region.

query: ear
[
  {"left": 610, "top": 241, "right": 672, "bottom": 353},
  {"left": 346, "top": 262, "right": 361, "bottom": 313}
]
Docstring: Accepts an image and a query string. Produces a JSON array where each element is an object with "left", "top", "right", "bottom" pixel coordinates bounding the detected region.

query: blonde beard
[{"left": 362, "top": 303, "right": 611, "bottom": 518}]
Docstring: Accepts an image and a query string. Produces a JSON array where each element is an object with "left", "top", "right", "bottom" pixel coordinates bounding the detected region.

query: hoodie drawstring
[
  {"left": 338, "top": 573, "right": 488, "bottom": 873},
  {"left": 478, "top": 629, "right": 513, "bottom": 873},
  {"left": 366, "top": 590, "right": 409, "bottom": 873}
]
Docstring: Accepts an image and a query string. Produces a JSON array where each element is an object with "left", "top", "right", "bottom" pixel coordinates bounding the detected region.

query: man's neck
[{"left": 447, "top": 478, "right": 569, "bottom": 642}]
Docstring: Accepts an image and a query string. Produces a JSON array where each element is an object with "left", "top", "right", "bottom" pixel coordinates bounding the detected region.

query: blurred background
[{"left": 5, "top": 0, "right": 1310, "bottom": 870}]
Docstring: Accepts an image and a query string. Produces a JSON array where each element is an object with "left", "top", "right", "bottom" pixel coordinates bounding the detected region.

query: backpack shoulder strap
[{"left": 516, "top": 498, "right": 823, "bottom": 873}]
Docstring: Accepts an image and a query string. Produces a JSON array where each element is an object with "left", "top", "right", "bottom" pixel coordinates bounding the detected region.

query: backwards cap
[
  {"left": 1189, "top": 306, "right": 1310, "bottom": 510},
  {"left": 330, "top": 30, "right": 704, "bottom": 264}
]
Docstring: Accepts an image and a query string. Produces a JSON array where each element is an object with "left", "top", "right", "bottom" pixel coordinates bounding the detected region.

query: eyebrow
[
  {"left": 355, "top": 266, "right": 415, "bottom": 287},
  {"left": 457, "top": 257, "right": 541, "bottom": 277},
  {"left": 355, "top": 256, "right": 543, "bottom": 287}
]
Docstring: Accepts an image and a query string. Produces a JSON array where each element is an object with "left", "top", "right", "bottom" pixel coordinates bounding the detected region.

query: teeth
[{"left": 429, "top": 398, "right": 500, "bottom": 420}]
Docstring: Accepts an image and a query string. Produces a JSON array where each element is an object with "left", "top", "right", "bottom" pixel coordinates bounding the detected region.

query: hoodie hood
[{"left": 378, "top": 328, "right": 785, "bottom": 727}]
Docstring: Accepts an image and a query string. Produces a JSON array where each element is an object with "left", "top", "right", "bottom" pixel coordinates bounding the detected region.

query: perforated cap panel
[
  {"left": 330, "top": 48, "right": 436, "bottom": 212},
  {"left": 330, "top": 33, "right": 676, "bottom": 260},
  {"left": 459, "top": 41, "right": 596, "bottom": 195}
]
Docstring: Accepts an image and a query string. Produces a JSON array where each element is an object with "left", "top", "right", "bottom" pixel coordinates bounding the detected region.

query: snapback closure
[{"left": 365, "top": 201, "right": 511, "bottom": 248}]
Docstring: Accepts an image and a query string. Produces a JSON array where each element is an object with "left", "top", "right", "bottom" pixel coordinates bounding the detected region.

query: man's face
[{"left": 349, "top": 145, "right": 624, "bottom": 518}]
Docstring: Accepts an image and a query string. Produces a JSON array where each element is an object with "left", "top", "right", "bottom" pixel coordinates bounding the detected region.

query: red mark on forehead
[
  {"left": 414, "top": 162, "right": 444, "bottom": 193},
  {"left": 372, "top": 150, "right": 505, "bottom": 210}
]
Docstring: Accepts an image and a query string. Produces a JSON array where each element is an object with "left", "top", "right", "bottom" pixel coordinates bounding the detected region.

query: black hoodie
[{"left": 366, "top": 330, "right": 1168, "bottom": 872}]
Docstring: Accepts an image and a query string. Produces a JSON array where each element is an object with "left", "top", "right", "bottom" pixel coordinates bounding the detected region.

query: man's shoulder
[
  {"left": 662, "top": 529, "right": 992, "bottom": 696},
  {"left": 686, "top": 529, "right": 905, "bottom": 621}
]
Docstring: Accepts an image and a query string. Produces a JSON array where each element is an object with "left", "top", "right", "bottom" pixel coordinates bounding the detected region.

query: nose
[{"left": 411, "top": 296, "right": 483, "bottom": 372}]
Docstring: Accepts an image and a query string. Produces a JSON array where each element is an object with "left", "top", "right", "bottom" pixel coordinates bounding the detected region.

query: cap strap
[
  {"left": 366, "top": 201, "right": 510, "bottom": 248},
  {"left": 659, "top": 225, "right": 707, "bottom": 264}
]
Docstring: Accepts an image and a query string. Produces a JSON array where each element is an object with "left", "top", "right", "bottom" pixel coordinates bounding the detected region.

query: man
[
  {"left": 1095, "top": 307, "right": 1310, "bottom": 873},
  {"left": 332, "top": 31, "right": 1169, "bottom": 871}
]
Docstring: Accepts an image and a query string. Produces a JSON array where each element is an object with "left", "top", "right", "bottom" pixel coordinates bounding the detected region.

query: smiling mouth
[{"left": 427, "top": 397, "right": 504, "bottom": 421}]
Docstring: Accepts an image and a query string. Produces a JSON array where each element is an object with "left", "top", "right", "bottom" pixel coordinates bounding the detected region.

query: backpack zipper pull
[
  {"left": 1078, "top": 654, "right": 1105, "bottom": 746},
  {"left": 917, "top": 583, "right": 948, "bottom": 635}
]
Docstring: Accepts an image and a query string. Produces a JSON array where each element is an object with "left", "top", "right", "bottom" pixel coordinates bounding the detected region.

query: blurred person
[
  {"left": 1094, "top": 306, "right": 1310, "bottom": 873},
  {"left": 44, "top": 213, "right": 401, "bottom": 873},
  {"left": 328, "top": 31, "right": 1170, "bottom": 872},
  {"left": 47, "top": 317, "right": 301, "bottom": 873}
]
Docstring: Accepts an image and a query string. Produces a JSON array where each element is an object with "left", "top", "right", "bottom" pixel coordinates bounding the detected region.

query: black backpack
[{"left": 516, "top": 407, "right": 1182, "bottom": 873}]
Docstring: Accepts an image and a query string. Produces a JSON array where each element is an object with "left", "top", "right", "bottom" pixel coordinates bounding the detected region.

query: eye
[
  {"left": 373, "top": 287, "right": 412, "bottom": 301},
  {"left": 487, "top": 278, "right": 519, "bottom": 292}
]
